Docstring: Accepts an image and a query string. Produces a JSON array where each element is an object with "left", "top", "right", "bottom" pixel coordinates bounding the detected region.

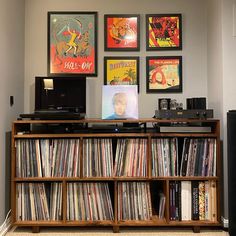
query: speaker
[
  {"left": 227, "top": 110, "right": 236, "bottom": 235},
  {"left": 186, "top": 97, "right": 206, "bottom": 110}
]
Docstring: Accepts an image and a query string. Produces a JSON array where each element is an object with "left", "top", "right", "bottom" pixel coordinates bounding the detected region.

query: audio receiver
[{"left": 154, "top": 109, "right": 213, "bottom": 119}]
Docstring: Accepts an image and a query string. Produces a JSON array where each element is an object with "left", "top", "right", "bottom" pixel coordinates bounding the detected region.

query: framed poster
[
  {"left": 146, "top": 14, "right": 182, "bottom": 50},
  {"left": 104, "top": 14, "right": 140, "bottom": 51},
  {"left": 102, "top": 85, "right": 138, "bottom": 120},
  {"left": 48, "top": 11, "right": 98, "bottom": 76},
  {"left": 146, "top": 56, "right": 182, "bottom": 93},
  {"left": 104, "top": 56, "right": 139, "bottom": 91}
]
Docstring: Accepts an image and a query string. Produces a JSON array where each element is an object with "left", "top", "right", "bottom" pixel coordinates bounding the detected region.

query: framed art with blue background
[{"left": 102, "top": 85, "right": 138, "bottom": 120}]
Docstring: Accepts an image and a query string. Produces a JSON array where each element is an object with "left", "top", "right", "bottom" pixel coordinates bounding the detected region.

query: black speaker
[
  {"left": 186, "top": 97, "right": 206, "bottom": 110},
  {"left": 227, "top": 110, "right": 236, "bottom": 235}
]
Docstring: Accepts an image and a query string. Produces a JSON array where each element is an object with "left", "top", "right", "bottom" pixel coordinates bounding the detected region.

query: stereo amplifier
[{"left": 154, "top": 109, "right": 213, "bottom": 119}]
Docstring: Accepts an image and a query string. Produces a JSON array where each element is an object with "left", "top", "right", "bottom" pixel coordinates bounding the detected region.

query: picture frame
[
  {"left": 146, "top": 56, "right": 182, "bottom": 93},
  {"left": 47, "top": 11, "right": 98, "bottom": 76},
  {"left": 104, "top": 56, "right": 139, "bottom": 92},
  {"left": 146, "top": 14, "right": 182, "bottom": 51},
  {"left": 104, "top": 14, "right": 140, "bottom": 51}
]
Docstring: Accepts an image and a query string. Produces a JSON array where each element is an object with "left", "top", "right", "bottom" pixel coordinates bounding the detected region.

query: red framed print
[
  {"left": 146, "top": 56, "right": 182, "bottom": 93},
  {"left": 104, "top": 56, "right": 139, "bottom": 91},
  {"left": 146, "top": 14, "right": 182, "bottom": 51},
  {"left": 48, "top": 11, "right": 98, "bottom": 76},
  {"left": 104, "top": 14, "right": 140, "bottom": 51}
]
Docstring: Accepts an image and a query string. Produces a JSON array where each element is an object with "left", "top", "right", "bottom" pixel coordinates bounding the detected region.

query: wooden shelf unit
[{"left": 11, "top": 118, "right": 221, "bottom": 233}]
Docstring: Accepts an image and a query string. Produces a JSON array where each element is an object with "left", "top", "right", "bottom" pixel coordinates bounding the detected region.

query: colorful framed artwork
[
  {"left": 104, "top": 14, "right": 140, "bottom": 51},
  {"left": 146, "top": 56, "right": 182, "bottom": 93},
  {"left": 104, "top": 56, "right": 139, "bottom": 91},
  {"left": 102, "top": 85, "right": 138, "bottom": 120},
  {"left": 146, "top": 14, "right": 182, "bottom": 50},
  {"left": 48, "top": 11, "right": 98, "bottom": 76}
]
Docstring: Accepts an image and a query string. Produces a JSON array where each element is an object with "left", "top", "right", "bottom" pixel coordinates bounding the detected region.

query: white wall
[
  {"left": 207, "top": 0, "right": 236, "bottom": 221},
  {"left": 221, "top": 0, "right": 236, "bottom": 220},
  {"left": 24, "top": 0, "right": 208, "bottom": 118},
  {"left": 0, "top": 0, "right": 25, "bottom": 223},
  {"left": 207, "top": 0, "right": 228, "bottom": 219}
]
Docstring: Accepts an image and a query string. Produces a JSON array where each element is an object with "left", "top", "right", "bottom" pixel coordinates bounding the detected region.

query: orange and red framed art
[
  {"left": 104, "top": 14, "right": 140, "bottom": 51},
  {"left": 146, "top": 14, "right": 182, "bottom": 51},
  {"left": 146, "top": 56, "right": 182, "bottom": 93}
]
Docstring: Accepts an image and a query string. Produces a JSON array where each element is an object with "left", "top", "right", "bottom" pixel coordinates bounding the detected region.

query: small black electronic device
[
  {"left": 154, "top": 109, "right": 213, "bottom": 119},
  {"left": 90, "top": 123, "right": 142, "bottom": 133},
  {"left": 35, "top": 76, "right": 86, "bottom": 114},
  {"left": 19, "top": 76, "right": 86, "bottom": 120},
  {"left": 186, "top": 97, "right": 206, "bottom": 110}
]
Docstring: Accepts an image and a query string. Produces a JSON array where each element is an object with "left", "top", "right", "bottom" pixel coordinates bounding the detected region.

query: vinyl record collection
[{"left": 151, "top": 138, "right": 216, "bottom": 177}]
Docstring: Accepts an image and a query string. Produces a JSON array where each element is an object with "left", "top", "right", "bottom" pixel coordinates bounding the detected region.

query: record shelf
[{"left": 11, "top": 118, "right": 221, "bottom": 233}]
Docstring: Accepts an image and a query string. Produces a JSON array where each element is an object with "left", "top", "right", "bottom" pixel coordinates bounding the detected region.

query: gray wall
[
  {"left": 24, "top": 0, "right": 208, "bottom": 118},
  {"left": 0, "top": 0, "right": 25, "bottom": 223},
  {"left": 1, "top": 0, "right": 234, "bottom": 224}
]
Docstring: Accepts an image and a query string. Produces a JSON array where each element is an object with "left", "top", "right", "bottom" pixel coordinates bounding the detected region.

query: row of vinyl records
[
  {"left": 169, "top": 180, "right": 217, "bottom": 221},
  {"left": 16, "top": 181, "right": 217, "bottom": 222},
  {"left": 15, "top": 138, "right": 216, "bottom": 178},
  {"left": 16, "top": 182, "right": 158, "bottom": 221},
  {"left": 152, "top": 138, "right": 217, "bottom": 177}
]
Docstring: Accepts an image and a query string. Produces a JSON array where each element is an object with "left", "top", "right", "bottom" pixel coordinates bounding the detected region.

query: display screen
[{"left": 35, "top": 76, "right": 86, "bottom": 114}]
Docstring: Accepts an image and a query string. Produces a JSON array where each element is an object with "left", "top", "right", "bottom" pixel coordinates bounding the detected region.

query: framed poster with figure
[
  {"left": 48, "top": 11, "right": 98, "bottom": 76},
  {"left": 146, "top": 56, "right": 182, "bottom": 93},
  {"left": 146, "top": 14, "right": 182, "bottom": 50},
  {"left": 104, "top": 14, "right": 140, "bottom": 51}
]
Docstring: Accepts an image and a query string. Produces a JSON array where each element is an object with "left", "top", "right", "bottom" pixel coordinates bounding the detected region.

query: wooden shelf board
[
  {"left": 14, "top": 220, "right": 114, "bottom": 226},
  {"left": 14, "top": 133, "right": 150, "bottom": 138},
  {"left": 168, "top": 220, "right": 221, "bottom": 226},
  {"left": 151, "top": 133, "right": 218, "bottom": 137},
  {"left": 13, "top": 176, "right": 219, "bottom": 182}
]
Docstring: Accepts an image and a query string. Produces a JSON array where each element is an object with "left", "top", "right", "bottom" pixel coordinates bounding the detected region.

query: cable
[
  {"left": 0, "top": 209, "right": 11, "bottom": 231},
  {"left": 0, "top": 209, "right": 12, "bottom": 236}
]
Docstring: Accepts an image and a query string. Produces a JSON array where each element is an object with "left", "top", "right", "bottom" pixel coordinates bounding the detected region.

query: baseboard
[{"left": 221, "top": 216, "right": 229, "bottom": 228}]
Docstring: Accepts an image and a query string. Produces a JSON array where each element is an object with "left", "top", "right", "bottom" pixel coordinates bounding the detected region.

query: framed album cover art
[
  {"left": 146, "top": 14, "right": 182, "bottom": 51},
  {"left": 102, "top": 85, "right": 138, "bottom": 120},
  {"left": 104, "top": 14, "right": 140, "bottom": 51},
  {"left": 104, "top": 56, "right": 139, "bottom": 91},
  {"left": 48, "top": 11, "right": 98, "bottom": 76},
  {"left": 146, "top": 56, "right": 182, "bottom": 93}
]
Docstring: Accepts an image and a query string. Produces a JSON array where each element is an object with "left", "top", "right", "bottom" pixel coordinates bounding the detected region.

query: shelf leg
[
  {"left": 32, "top": 226, "right": 40, "bottom": 233},
  {"left": 193, "top": 226, "right": 200, "bottom": 233},
  {"left": 113, "top": 226, "right": 120, "bottom": 233}
]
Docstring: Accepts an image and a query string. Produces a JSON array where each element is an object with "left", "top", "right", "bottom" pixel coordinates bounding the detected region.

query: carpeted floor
[{"left": 6, "top": 226, "right": 229, "bottom": 236}]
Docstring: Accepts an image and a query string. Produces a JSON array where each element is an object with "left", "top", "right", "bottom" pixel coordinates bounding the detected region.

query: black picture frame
[
  {"left": 104, "top": 56, "right": 140, "bottom": 92},
  {"left": 47, "top": 11, "right": 98, "bottom": 77},
  {"left": 146, "top": 56, "right": 183, "bottom": 93},
  {"left": 146, "top": 14, "right": 182, "bottom": 51},
  {"left": 104, "top": 14, "right": 140, "bottom": 51}
]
